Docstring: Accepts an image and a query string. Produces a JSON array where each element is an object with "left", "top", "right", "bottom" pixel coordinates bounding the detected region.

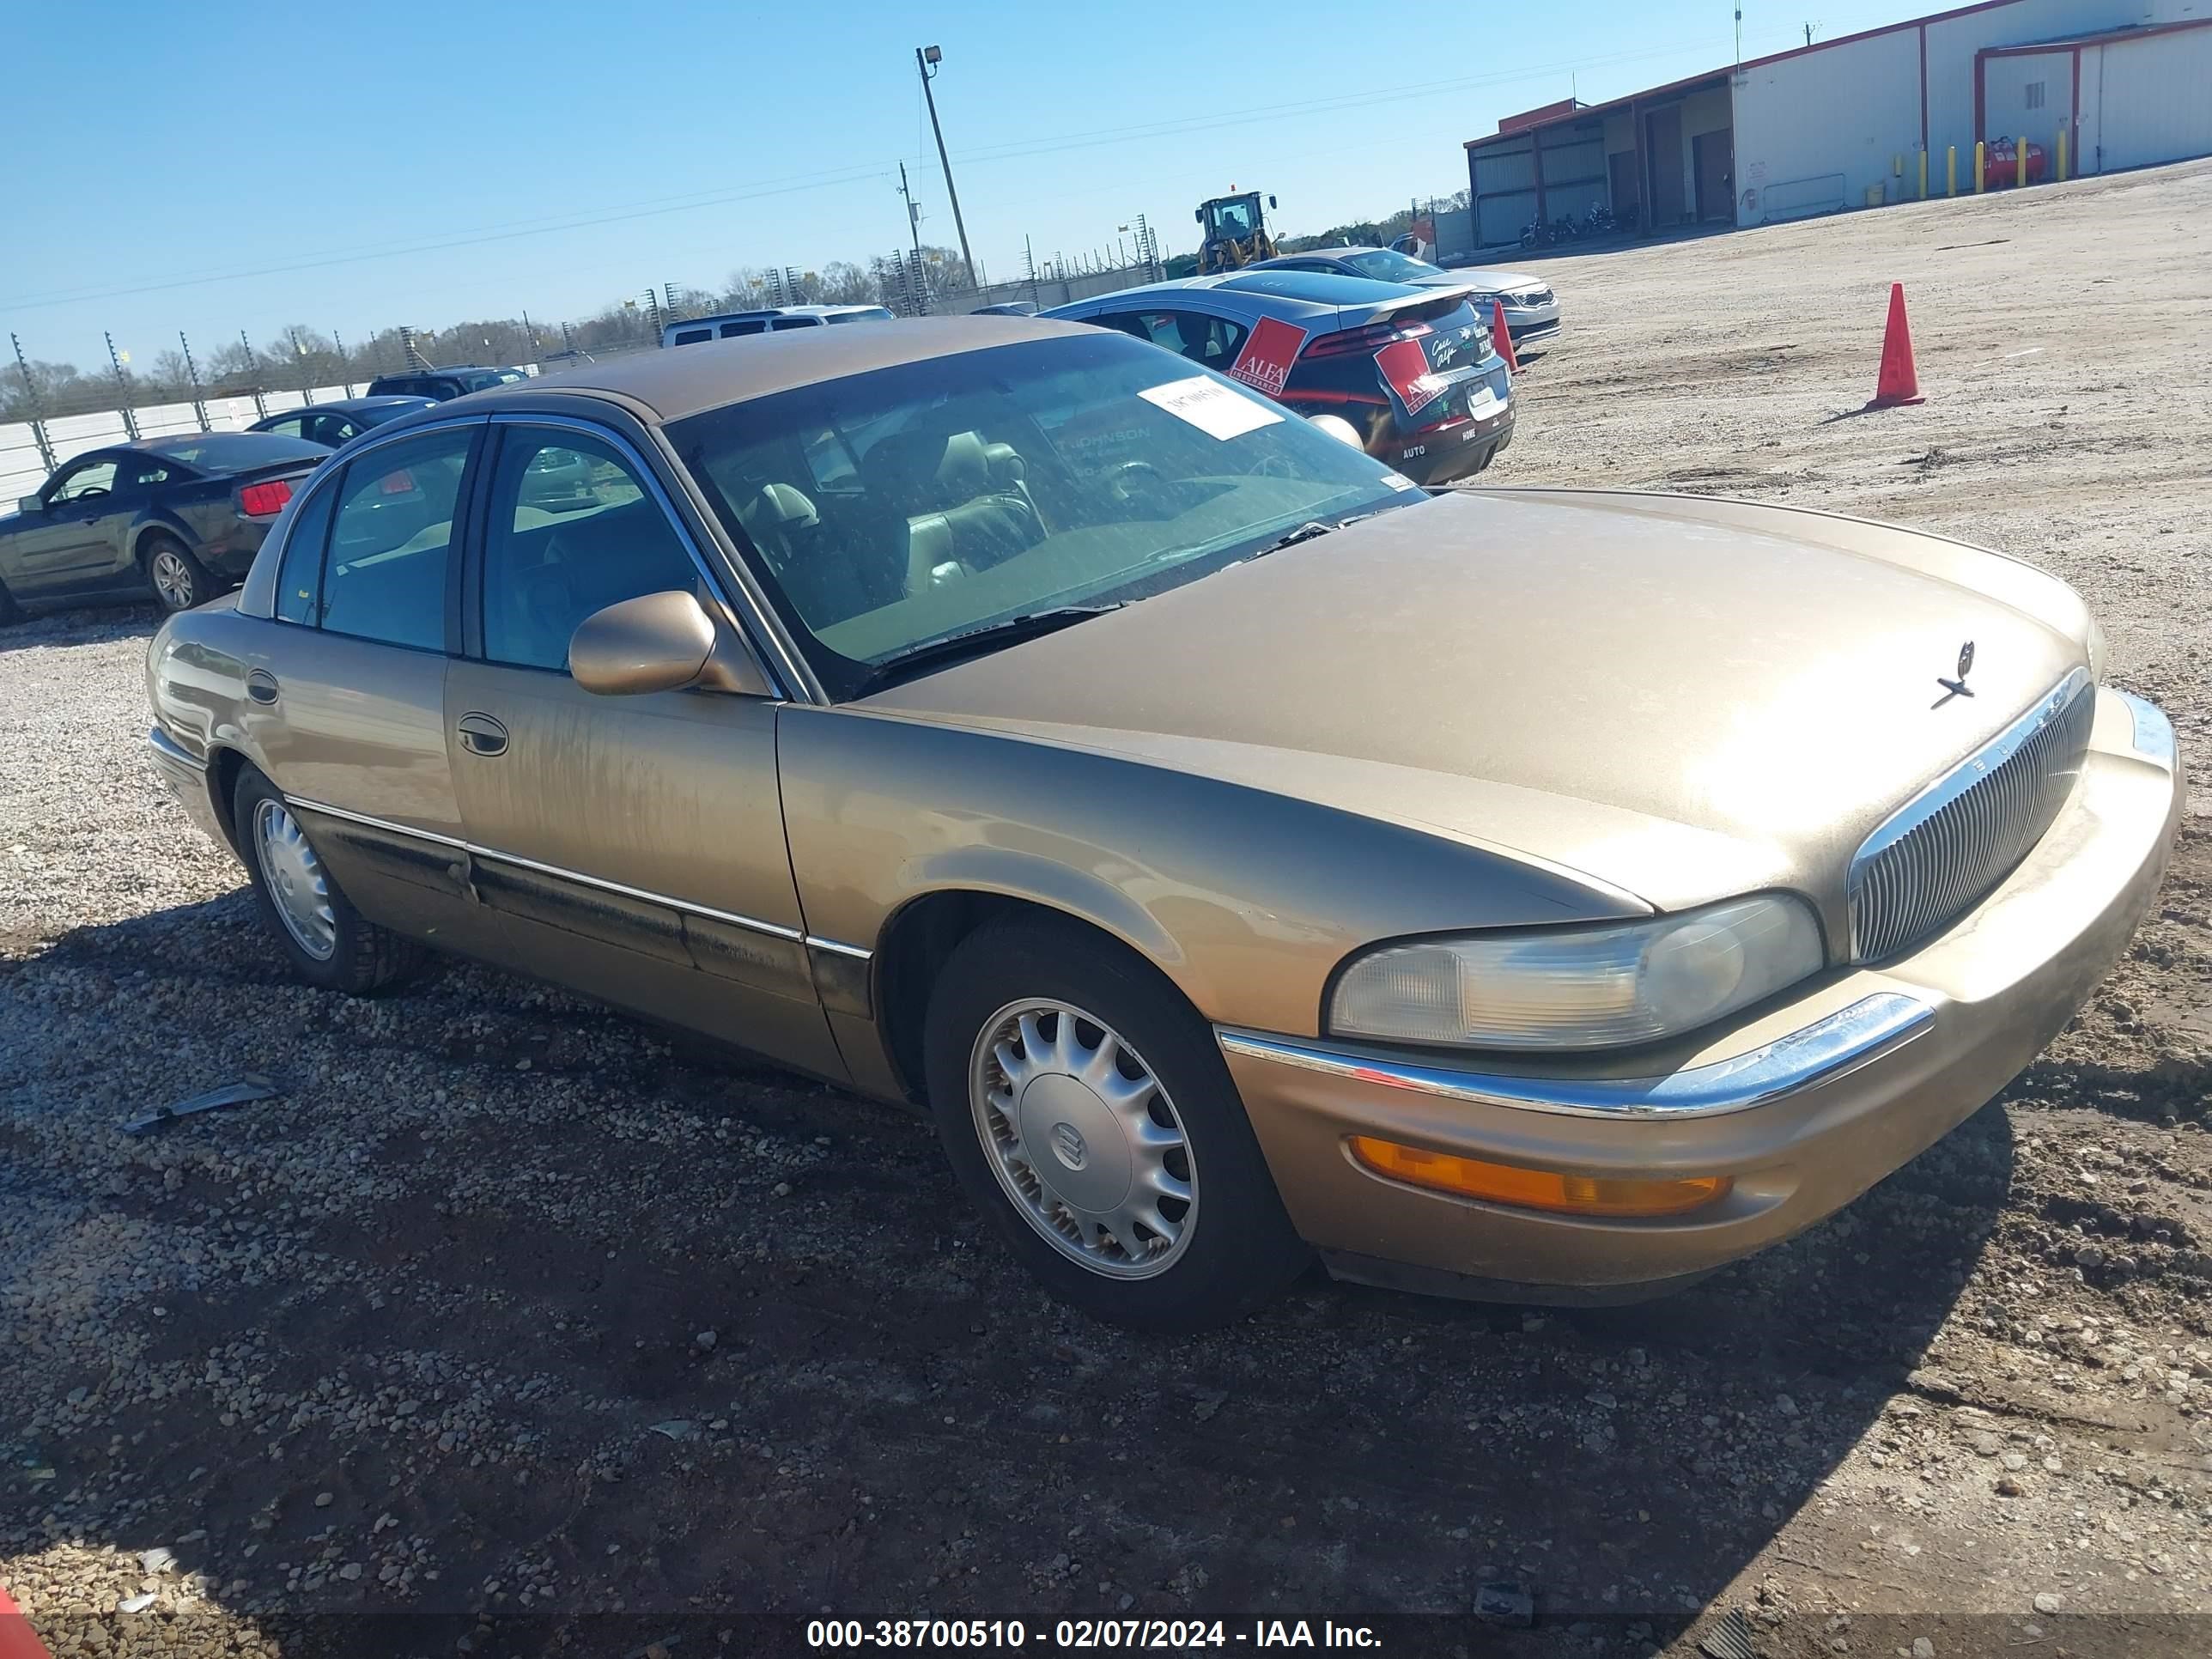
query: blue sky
[{"left": 4, "top": 0, "right": 1911, "bottom": 373}]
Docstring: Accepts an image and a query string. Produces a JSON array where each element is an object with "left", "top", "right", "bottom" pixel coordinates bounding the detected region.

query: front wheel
[
  {"left": 143, "top": 534, "right": 216, "bottom": 613},
  {"left": 924, "top": 917, "right": 1310, "bottom": 1331}
]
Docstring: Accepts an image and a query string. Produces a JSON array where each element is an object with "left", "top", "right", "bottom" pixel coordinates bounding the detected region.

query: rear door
[
  {"left": 242, "top": 417, "right": 499, "bottom": 948},
  {"left": 446, "top": 415, "right": 842, "bottom": 1079}
]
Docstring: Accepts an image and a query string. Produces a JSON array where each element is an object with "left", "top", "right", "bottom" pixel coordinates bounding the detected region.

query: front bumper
[
  {"left": 1218, "top": 688, "right": 2180, "bottom": 1301},
  {"left": 1503, "top": 308, "right": 1561, "bottom": 348}
]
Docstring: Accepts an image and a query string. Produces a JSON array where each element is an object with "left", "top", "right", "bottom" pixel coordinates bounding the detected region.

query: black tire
[
  {"left": 0, "top": 574, "right": 22, "bottom": 627},
  {"left": 142, "top": 532, "right": 217, "bottom": 614},
  {"left": 924, "top": 916, "right": 1310, "bottom": 1331},
  {"left": 232, "top": 765, "right": 423, "bottom": 994}
]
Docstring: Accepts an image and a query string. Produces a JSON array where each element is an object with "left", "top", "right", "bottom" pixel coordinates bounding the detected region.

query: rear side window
[
  {"left": 275, "top": 480, "right": 338, "bottom": 625},
  {"left": 319, "top": 428, "right": 473, "bottom": 651},
  {"left": 672, "top": 328, "right": 712, "bottom": 345},
  {"left": 720, "top": 320, "right": 768, "bottom": 337},
  {"left": 769, "top": 317, "right": 819, "bottom": 331}
]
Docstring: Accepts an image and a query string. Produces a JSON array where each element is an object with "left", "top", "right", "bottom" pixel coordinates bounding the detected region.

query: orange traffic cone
[
  {"left": 1865, "top": 282, "right": 1924, "bottom": 408},
  {"left": 1490, "top": 298, "right": 1520, "bottom": 373}
]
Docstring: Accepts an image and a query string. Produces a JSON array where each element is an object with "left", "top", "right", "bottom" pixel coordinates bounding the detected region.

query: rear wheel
[
  {"left": 0, "top": 574, "right": 21, "bottom": 627},
  {"left": 143, "top": 533, "right": 216, "bottom": 613},
  {"left": 925, "top": 916, "right": 1309, "bottom": 1330},
  {"left": 233, "top": 765, "right": 422, "bottom": 994}
]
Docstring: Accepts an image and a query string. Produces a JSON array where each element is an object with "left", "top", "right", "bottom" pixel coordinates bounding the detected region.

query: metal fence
[{"left": 3, "top": 256, "right": 1172, "bottom": 505}]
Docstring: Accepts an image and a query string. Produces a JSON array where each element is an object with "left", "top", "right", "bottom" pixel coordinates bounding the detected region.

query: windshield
[
  {"left": 667, "top": 332, "right": 1419, "bottom": 700},
  {"left": 1342, "top": 248, "right": 1445, "bottom": 282},
  {"left": 1204, "top": 198, "right": 1256, "bottom": 239}
]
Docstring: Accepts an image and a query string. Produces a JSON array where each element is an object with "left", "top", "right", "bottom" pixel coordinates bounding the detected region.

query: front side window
[
  {"left": 479, "top": 428, "right": 699, "bottom": 672},
  {"left": 259, "top": 414, "right": 309, "bottom": 440},
  {"left": 720, "top": 320, "right": 769, "bottom": 337},
  {"left": 319, "top": 428, "right": 472, "bottom": 651},
  {"left": 668, "top": 331, "right": 1413, "bottom": 699},
  {"left": 1097, "top": 310, "right": 1248, "bottom": 374},
  {"left": 48, "top": 457, "right": 118, "bottom": 503},
  {"left": 1342, "top": 248, "right": 1445, "bottom": 282},
  {"left": 673, "top": 328, "right": 712, "bottom": 345},
  {"left": 769, "top": 317, "right": 820, "bottom": 331}
]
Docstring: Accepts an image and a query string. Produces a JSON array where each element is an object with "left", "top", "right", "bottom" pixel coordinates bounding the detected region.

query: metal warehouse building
[{"left": 1463, "top": 0, "right": 2212, "bottom": 248}]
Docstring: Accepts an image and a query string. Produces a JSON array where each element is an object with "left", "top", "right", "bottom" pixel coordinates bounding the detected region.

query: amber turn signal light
[{"left": 1348, "top": 1136, "right": 1730, "bottom": 1218}]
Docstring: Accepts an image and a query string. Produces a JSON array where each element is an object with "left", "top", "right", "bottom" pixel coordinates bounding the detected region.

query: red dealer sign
[
  {"left": 1226, "top": 316, "right": 1307, "bottom": 399},
  {"left": 1373, "top": 337, "right": 1447, "bottom": 419}
]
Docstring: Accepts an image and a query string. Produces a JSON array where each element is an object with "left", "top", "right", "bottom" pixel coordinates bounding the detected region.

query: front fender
[{"left": 775, "top": 705, "right": 1644, "bottom": 1037}]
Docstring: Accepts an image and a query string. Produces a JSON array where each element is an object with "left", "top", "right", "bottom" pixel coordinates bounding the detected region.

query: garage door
[{"left": 2094, "top": 28, "right": 2212, "bottom": 173}]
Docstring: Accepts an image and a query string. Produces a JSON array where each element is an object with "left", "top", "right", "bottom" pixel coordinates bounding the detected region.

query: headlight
[{"left": 1327, "top": 895, "right": 1824, "bottom": 1050}]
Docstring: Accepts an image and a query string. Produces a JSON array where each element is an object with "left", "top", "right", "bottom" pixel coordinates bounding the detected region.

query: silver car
[{"left": 1253, "top": 246, "right": 1561, "bottom": 350}]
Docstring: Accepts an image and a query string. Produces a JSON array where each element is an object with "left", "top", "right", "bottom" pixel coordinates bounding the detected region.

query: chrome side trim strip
[
  {"left": 289, "top": 795, "right": 468, "bottom": 850},
  {"left": 1216, "top": 992, "right": 1934, "bottom": 1121},
  {"left": 289, "top": 792, "right": 814, "bottom": 946},
  {"left": 805, "top": 935, "right": 874, "bottom": 961},
  {"left": 2114, "top": 690, "right": 2177, "bottom": 768},
  {"left": 467, "top": 842, "right": 805, "bottom": 941},
  {"left": 147, "top": 727, "right": 208, "bottom": 771}
]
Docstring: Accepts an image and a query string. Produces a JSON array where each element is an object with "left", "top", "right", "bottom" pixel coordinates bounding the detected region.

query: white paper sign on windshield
[{"left": 1138, "top": 375, "right": 1285, "bottom": 441}]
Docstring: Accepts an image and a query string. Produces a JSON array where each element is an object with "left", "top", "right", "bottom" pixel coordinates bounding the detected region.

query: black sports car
[
  {"left": 246, "top": 395, "right": 435, "bottom": 449},
  {"left": 1, "top": 432, "right": 331, "bottom": 622}
]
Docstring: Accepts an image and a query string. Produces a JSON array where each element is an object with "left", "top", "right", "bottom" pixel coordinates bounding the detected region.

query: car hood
[{"left": 857, "top": 489, "right": 2094, "bottom": 921}]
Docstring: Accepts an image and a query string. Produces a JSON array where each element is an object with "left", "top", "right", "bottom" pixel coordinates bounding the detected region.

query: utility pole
[
  {"left": 179, "top": 332, "right": 210, "bottom": 431},
  {"left": 10, "top": 331, "right": 57, "bottom": 471},
  {"left": 915, "top": 45, "right": 976, "bottom": 289},
  {"left": 898, "top": 161, "right": 929, "bottom": 315},
  {"left": 522, "top": 309, "right": 541, "bottom": 356},
  {"left": 106, "top": 332, "right": 140, "bottom": 439},
  {"left": 1024, "top": 236, "right": 1040, "bottom": 307},
  {"left": 331, "top": 329, "right": 354, "bottom": 394},
  {"left": 663, "top": 283, "right": 678, "bottom": 317}
]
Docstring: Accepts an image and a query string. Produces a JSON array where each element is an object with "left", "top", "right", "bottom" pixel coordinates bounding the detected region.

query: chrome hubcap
[
  {"left": 150, "top": 549, "right": 194, "bottom": 609},
  {"left": 253, "top": 799, "right": 337, "bottom": 960},
  {"left": 969, "top": 1000, "right": 1196, "bottom": 1279}
]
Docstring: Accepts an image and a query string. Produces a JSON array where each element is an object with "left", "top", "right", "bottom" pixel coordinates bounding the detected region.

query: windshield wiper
[
  {"left": 1231, "top": 508, "right": 1394, "bottom": 567},
  {"left": 851, "top": 604, "right": 1127, "bottom": 696}
]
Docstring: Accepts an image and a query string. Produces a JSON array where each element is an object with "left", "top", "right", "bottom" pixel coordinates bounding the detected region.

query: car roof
[
  {"left": 260, "top": 395, "right": 431, "bottom": 416},
  {"left": 371, "top": 365, "right": 512, "bottom": 378},
  {"left": 449, "top": 316, "right": 1106, "bottom": 423},
  {"left": 1254, "top": 246, "right": 1392, "bottom": 263},
  {"left": 1045, "top": 270, "right": 1449, "bottom": 323}
]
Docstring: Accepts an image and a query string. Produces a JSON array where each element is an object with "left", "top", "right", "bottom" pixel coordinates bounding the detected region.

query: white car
[{"left": 1253, "top": 246, "right": 1560, "bottom": 350}]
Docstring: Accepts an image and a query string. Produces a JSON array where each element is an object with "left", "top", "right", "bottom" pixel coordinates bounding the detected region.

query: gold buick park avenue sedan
[{"left": 143, "top": 319, "right": 2182, "bottom": 1330}]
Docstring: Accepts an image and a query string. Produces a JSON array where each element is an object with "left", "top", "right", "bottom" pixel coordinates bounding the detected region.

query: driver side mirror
[
  {"left": 1268, "top": 195, "right": 1278, "bottom": 209},
  {"left": 17, "top": 495, "right": 45, "bottom": 515},
  {"left": 568, "top": 590, "right": 770, "bottom": 698},
  {"left": 1194, "top": 208, "right": 1204, "bottom": 223}
]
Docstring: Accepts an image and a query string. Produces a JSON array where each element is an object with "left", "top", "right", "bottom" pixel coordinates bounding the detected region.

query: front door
[
  {"left": 1694, "top": 129, "right": 1734, "bottom": 222},
  {"left": 1646, "top": 106, "right": 1686, "bottom": 227},
  {"left": 445, "top": 418, "right": 842, "bottom": 1080},
  {"left": 244, "top": 419, "right": 499, "bottom": 952},
  {"left": 9, "top": 453, "right": 125, "bottom": 596}
]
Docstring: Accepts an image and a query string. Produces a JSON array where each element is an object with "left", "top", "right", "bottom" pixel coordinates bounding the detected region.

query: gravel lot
[{"left": 4, "top": 161, "right": 2210, "bottom": 1658}]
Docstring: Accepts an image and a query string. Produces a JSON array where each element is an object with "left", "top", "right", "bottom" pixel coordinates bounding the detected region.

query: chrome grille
[
  {"left": 1509, "top": 287, "right": 1554, "bottom": 309},
  {"left": 1848, "top": 669, "right": 2094, "bottom": 961}
]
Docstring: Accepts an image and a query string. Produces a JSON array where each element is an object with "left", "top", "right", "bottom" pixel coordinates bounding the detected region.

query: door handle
[
  {"left": 456, "top": 712, "right": 508, "bottom": 757},
  {"left": 246, "top": 669, "right": 280, "bottom": 705}
]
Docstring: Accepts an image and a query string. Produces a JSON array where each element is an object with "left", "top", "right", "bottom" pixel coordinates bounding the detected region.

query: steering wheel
[
  {"left": 1103, "top": 459, "right": 1164, "bottom": 503},
  {"left": 66, "top": 487, "right": 110, "bottom": 503}
]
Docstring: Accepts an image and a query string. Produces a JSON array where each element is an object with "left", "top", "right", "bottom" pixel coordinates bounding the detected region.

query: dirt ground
[{"left": 3, "top": 161, "right": 2210, "bottom": 1659}]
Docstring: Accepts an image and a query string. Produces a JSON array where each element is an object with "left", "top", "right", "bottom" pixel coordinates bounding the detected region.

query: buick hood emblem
[{"left": 1937, "top": 639, "right": 1976, "bottom": 699}]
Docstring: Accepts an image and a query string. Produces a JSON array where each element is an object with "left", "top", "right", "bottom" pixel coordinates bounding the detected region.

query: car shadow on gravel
[
  {"left": 0, "top": 605, "right": 160, "bottom": 655},
  {"left": 4, "top": 893, "right": 2023, "bottom": 1655}
]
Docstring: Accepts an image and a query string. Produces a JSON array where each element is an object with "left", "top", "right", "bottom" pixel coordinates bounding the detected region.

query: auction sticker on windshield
[{"left": 1139, "top": 375, "right": 1284, "bottom": 441}]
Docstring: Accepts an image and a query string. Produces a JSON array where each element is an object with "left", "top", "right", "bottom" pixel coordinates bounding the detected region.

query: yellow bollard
[
  {"left": 1948, "top": 145, "right": 1957, "bottom": 196},
  {"left": 1919, "top": 149, "right": 1929, "bottom": 200},
  {"left": 1975, "top": 141, "right": 1985, "bottom": 192},
  {"left": 2057, "top": 125, "right": 2068, "bottom": 182}
]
